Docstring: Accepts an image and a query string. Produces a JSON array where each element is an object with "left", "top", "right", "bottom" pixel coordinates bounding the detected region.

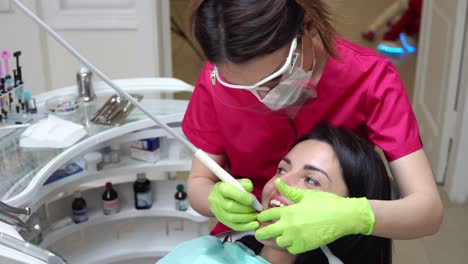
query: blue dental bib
[{"left": 157, "top": 236, "right": 270, "bottom": 264}]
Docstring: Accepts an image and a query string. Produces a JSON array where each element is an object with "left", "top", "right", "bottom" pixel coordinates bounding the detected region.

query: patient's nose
[{"left": 279, "top": 171, "right": 298, "bottom": 187}]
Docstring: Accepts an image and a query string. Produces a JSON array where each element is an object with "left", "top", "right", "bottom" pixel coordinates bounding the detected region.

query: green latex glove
[
  {"left": 255, "top": 178, "right": 375, "bottom": 254},
  {"left": 208, "top": 178, "right": 259, "bottom": 231}
]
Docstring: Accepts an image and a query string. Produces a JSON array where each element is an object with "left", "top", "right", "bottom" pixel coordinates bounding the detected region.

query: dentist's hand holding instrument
[
  {"left": 11, "top": 0, "right": 263, "bottom": 212},
  {"left": 209, "top": 178, "right": 260, "bottom": 231},
  {"left": 194, "top": 150, "right": 263, "bottom": 212}
]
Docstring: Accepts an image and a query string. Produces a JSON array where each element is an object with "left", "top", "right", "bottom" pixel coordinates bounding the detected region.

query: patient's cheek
[
  {"left": 261, "top": 180, "right": 275, "bottom": 203},
  {"left": 264, "top": 179, "right": 275, "bottom": 193}
]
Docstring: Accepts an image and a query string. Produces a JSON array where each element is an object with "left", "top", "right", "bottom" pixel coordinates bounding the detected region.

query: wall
[
  {"left": 0, "top": 0, "right": 48, "bottom": 94},
  {"left": 44, "top": 30, "right": 142, "bottom": 90}
]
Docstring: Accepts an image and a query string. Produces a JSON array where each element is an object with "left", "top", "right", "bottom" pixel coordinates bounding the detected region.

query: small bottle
[
  {"left": 84, "top": 151, "right": 103, "bottom": 172},
  {"left": 102, "top": 182, "right": 120, "bottom": 215},
  {"left": 72, "top": 191, "right": 88, "bottom": 224},
  {"left": 102, "top": 146, "right": 111, "bottom": 164},
  {"left": 175, "top": 184, "right": 188, "bottom": 211},
  {"left": 134, "top": 173, "right": 152, "bottom": 210},
  {"left": 110, "top": 145, "right": 120, "bottom": 163}
]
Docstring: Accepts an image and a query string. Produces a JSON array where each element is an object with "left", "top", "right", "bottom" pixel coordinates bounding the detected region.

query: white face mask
[
  {"left": 253, "top": 40, "right": 317, "bottom": 111},
  {"left": 252, "top": 68, "right": 315, "bottom": 111}
]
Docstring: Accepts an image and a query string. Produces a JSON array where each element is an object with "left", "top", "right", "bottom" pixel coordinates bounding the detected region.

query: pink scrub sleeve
[
  {"left": 182, "top": 64, "right": 226, "bottom": 155},
  {"left": 365, "top": 60, "right": 422, "bottom": 161}
]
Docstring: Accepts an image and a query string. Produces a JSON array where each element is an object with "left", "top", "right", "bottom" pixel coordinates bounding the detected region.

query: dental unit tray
[{"left": 91, "top": 93, "right": 143, "bottom": 126}]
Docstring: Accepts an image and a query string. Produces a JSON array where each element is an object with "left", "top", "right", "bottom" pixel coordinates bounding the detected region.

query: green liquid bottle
[{"left": 175, "top": 184, "right": 188, "bottom": 211}]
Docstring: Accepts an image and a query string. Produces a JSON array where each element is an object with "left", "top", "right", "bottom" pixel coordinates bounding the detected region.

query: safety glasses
[{"left": 212, "top": 37, "right": 300, "bottom": 91}]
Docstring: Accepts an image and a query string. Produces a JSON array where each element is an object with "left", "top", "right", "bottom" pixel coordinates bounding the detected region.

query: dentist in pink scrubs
[{"left": 182, "top": 0, "right": 443, "bottom": 254}]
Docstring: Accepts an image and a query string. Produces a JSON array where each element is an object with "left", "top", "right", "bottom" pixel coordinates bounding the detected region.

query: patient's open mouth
[
  {"left": 269, "top": 199, "right": 286, "bottom": 207},
  {"left": 268, "top": 194, "right": 293, "bottom": 209}
]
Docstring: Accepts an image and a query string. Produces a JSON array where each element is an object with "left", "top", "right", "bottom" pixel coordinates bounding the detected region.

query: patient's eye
[
  {"left": 276, "top": 167, "right": 287, "bottom": 175},
  {"left": 305, "top": 177, "right": 321, "bottom": 187}
]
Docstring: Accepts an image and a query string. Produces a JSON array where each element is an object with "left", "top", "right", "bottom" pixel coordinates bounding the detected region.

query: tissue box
[
  {"left": 132, "top": 138, "right": 160, "bottom": 151},
  {"left": 130, "top": 146, "right": 160, "bottom": 163}
]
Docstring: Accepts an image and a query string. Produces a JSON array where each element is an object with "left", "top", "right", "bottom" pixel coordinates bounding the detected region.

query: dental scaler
[{"left": 10, "top": 0, "right": 263, "bottom": 211}]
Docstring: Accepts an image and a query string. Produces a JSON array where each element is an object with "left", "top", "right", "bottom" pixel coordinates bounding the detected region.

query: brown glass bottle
[
  {"left": 102, "top": 182, "right": 120, "bottom": 215},
  {"left": 72, "top": 191, "right": 88, "bottom": 223}
]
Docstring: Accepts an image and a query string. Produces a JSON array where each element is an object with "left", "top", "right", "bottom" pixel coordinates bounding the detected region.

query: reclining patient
[{"left": 158, "top": 124, "right": 392, "bottom": 264}]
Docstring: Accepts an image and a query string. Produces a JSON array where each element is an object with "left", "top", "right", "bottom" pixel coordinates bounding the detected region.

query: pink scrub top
[{"left": 182, "top": 38, "right": 422, "bottom": 235}]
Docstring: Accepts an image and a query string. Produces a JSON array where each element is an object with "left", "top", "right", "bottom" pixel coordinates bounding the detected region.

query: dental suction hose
[{"left": 12, "top": 0, "right": 262, "bottom": 212}]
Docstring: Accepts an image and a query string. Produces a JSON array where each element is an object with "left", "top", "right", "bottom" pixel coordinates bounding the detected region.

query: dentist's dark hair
[
  {"left": 238, "top": 124, "right": 392, "bottom": 264},
  {"left": 189, "top": 0, "right": 336, "bottom": 64}
]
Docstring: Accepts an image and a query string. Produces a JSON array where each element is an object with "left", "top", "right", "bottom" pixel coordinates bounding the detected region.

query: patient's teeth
[{"left": 269, "top": 199, "right": 285, "bottom": 207}]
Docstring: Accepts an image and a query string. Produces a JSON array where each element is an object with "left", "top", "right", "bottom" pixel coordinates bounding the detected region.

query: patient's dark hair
[{"left": 238, "top": 124, "right": 392, "bottom": 264}]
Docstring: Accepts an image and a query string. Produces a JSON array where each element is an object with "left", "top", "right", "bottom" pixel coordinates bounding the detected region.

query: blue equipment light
[
  {"left": 377, "top": 44, "right": 405, "bottom": 55},
  {"left": 399, "top": 33, "right": 417, "bottom": 53}
]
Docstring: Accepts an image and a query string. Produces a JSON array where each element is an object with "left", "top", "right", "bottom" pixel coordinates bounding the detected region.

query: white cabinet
[{"left": 41, "top": 181, "right": 208, "bottom": 264}]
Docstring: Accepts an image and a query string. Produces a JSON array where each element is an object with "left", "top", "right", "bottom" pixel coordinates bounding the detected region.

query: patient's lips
[
  {"left": 258, "top": 193, "right": 296, "bottom": 247},
  {"left": 268, "top": 194, "right": 293, "bottom": 209},
  {"left": 269, "top": 199, "right": 285, "bottom": 207},
  {"left": 258, "top": 194, "right": 294, "bottom": 228}
]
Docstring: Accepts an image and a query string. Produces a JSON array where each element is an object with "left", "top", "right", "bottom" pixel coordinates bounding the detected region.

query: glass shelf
[{"left": 0, "top": 79, "right": 191, "bottom": 206}]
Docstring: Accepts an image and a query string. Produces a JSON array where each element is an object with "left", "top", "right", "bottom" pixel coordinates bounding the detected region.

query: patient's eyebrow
[
  {"left": 283, "top": 158, "right": 332, "bottom": 182},
  {"left": 304, "top": 164, "right": 332, "bottom": 182}
]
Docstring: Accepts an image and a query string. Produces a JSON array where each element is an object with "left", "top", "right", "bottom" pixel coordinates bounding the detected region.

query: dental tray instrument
[{"left": 12, "top": 0, "right": 263, "bottom": 212}]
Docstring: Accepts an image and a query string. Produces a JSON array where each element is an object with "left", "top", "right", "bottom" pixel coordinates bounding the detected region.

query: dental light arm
[{"left": 12, "top": 0, "right": 262, "bottom": 212}]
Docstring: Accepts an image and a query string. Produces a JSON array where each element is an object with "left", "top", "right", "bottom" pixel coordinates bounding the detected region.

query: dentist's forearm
[
  {"left": 369, "top": 150, "right": 443, "bottom": 239},
  {"left": 187, "top": 175, "right": 216, "bottom": 217},
  {"left": 187, "top": 153, "right": 225, "bottom": 217},
  {"left": 369, "top": 192, "right": 443, "bottom": 239}
]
